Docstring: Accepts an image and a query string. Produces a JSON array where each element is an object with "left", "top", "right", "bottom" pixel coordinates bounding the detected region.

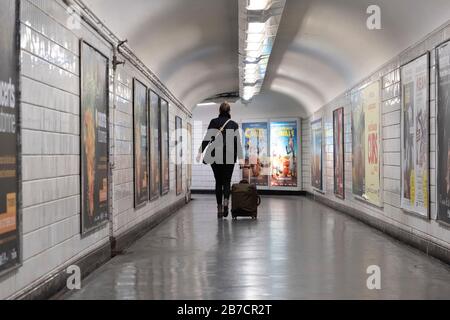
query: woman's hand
[{"left": 196, "top": 152, "right": 202, "bottom": 163}]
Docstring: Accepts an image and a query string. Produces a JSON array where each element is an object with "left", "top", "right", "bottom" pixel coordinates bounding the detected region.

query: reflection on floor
[{"left": 63, "top": 195, "right": 450, "bottom": 300}]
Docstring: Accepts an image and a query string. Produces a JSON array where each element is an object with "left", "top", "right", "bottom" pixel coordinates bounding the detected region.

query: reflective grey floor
[{"left": 63, "top": 195, "right": 450, "bottom": 300}]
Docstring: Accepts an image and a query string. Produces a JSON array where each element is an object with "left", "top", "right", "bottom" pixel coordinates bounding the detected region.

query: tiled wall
[
  {"left": 0, "top": 0, "right": 190, "bottom": 299},
  {"left": 302, "top": 21, "right": 450, "bottom": 249}
]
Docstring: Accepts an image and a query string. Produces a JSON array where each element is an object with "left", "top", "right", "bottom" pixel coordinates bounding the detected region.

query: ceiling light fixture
[{"left": 238, "top": 0, "right": 286, "bottom": 102}]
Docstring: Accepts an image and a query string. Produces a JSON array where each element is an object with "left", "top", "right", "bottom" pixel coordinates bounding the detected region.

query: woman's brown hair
[{"left": 219, "top": 102, "right": 231, "bottom": 117}]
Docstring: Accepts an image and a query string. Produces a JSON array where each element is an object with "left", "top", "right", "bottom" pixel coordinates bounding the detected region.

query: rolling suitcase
[{"left": 231, "top": 166, "right": 261, "bottom": 220}]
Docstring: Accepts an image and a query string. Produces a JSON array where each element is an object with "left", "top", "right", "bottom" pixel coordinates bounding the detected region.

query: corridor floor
[{"left": 63, "top": 195, "right": 450, "bottom": 300}]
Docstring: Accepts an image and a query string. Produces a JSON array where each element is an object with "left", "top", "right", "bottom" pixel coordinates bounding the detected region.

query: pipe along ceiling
[{"left": 84, "top": 0, "right": 450, "bottom": 115}]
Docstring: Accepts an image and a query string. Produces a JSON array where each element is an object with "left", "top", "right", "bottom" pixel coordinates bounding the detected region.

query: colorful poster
[
  {"left": 80, "top": 42, "right": 109, "bottom": 233},
  {"left": 186, "top": 122, "right": 192, "bottom": 191},
  {"left": 364, "top": 81, "right": 381, "bottom": 206},
  {"left": 160, "top": 99, "right": 170, "bottom": 195},
  {"left": 437, "top": 42, "right": 450, "bottom": 224},
  {"left": 352, "top": 81, "right": 381, "bottom": 206},
  {"left": 148, "top": 91, "right": 160, "bottom": 201},
  {"left": 175, "top": 116, "right": 183, "bottom": 195},
  {"left": 333, "top": 108, "right": 345, "bottom": 199},
  {"left": 0, "top": 0, "right": 20, "bottom": 273},
  {"left": 242, "top": 122, "right": 270, "bottom": 186},
  {"left": 133, "top": 79, "right": 149, "bottom": 207},
  {"left": 270, "top": 121, "right": 298, "bottom": 187},
  {"left": 401, "top": 54, "right": 429, "bottom": 217},
  {"left": 311, "top": 119, "right": 323, "bottom": 190},
  {"left": 351, "top": 91, "right": 365, "bottom": 198}
]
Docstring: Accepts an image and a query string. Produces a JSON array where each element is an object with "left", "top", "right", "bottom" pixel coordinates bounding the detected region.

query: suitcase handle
[{"left": 257, "top": 196, "right": 261, "bottom": 207}]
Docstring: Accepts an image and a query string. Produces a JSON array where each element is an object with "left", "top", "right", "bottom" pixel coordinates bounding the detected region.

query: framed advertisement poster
[
  {"left": 186, "top": 122, "right": 193, "bottom": 192},
  {"left": 148, "top": 90, "right": 160, "bottom": 201},
  {"left": 175, "top": 116, "right": 183, "bottom": 196},
  {"left": 242, "top": 122, "right": 270, "bottom": 186},
  {"left": 351, "top": 81, "right": 382, "bottom": 206},
  {"left": 400, "top": 53, "right": 430, "bottom": 218},
  {"left": 0, "top": 0, "right": 20, "bottom": 274},
  {"left": 351, "top": 90, "right": 365, "bottom": 199},
  {"left": 270, "top": 120, "right": 299, "bottom": 187},
  {"left": 437, "top": 42, "right": 450, "bottom": 225},
  {"left": 80, "top": 41, "right": 109, "bottom": 234},
  {"left": 133, "top": 79, "right": 149, "bottom": 208},
  {"left": 311, "top": 119, "right": 323, "bottom": 191},
  {"left": 160, "top": 99, "right": 170, "bottom": 195},
  {"left": 333, "top": 108, "right": 345, "bottom": 199}
]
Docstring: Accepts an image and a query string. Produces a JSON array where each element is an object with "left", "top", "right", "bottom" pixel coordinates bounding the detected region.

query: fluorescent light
[
  {"left": 247, "top": 50, "right": 263, "bottom": 58},
  {"left": 239, "top": 0, "right": 286, "bottom": 102},
  {"left": 245, "top": 42, "right": 262, "bottom": 51},
  {"left": 247, "top": 0, "right": 270, "bottom": 11},
  {"left": 197, "top": 102, "right": 217, "bottom": 106},
  {"left": 244, "top": 63, "right": 259, "bottom": 71},
  {"left": 247, "top": 22, "right": 266, "bottom": 34},
  {"left": 247, "top": 33, "right": 265, "bottom": 43}
]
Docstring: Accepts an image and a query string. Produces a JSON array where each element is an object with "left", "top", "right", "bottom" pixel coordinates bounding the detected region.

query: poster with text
[
  {"left": 186, "top": 123, "right": 192, "bottom": 191},
  {"left": 242, "top": 122, "right": 270, "bottom": 186},
  {"left": 351, "top": 91, "right": 365, "bottom": 198},
  {"left": 437, "top": 42, "right": 450, "bottom": 224},
  {"left": 311, "top": 119, "right": 323, "bottom": 191},
  {"left": 133, "top": 79, "right": 149, "bottom": 207},
  {"left": 160, "top": 99, "right": 170, "bottom": 195},
  {"left": 333, "top": 108, "right": 345, "bottom": 199},
  {"left": 175, "top": 116, "right": 183, "bottom": 195},
  {"left": 80, "top": 41, "right": 109, "bottom": 234},
  {"left": 364, "top": 81, "right": 381, "bottom": 206},
  {"left": 352, "top": 81, "right": 381, "bottom": 206},
  {"left": 149, "top": 91, "right": 160, "bottom": 201},
  {"left": 401, "top": 54, "right": 429, "bottom": 217},
  {"left": 0, "top": 0, "right": 20, "bottom": 273},
  {"left": 270, "top": 121, "right": 298, "bottom": 187}
]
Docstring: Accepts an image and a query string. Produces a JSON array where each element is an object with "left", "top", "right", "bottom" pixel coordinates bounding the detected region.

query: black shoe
[{"left": 223, "top": 199, "right": 229, "bottom": 218}]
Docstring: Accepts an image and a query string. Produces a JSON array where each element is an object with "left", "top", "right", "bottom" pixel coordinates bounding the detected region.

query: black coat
[{"left": 200, "top": 114, "right": 244, "bottom": 165}]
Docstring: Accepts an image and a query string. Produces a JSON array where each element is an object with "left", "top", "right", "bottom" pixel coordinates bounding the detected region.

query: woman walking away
[{"left": 196, "top": 102, "right": 244, "bottom": 219}]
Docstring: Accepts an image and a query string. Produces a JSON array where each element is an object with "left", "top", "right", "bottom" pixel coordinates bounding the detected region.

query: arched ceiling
[{"left": 84, "top": 0, "right": 450, "bottom": 115}]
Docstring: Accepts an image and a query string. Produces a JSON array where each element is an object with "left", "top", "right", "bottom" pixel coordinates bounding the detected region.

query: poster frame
[
  {"left": 148, "top": 89, "right": 160, "bottom": 202},
  {"left": 351, "top": 80, "right": 384, "bottom": 208},
  {"left": 132, "top": 78, "right": 149, "bottom": 209},
  {"left": 186, "top": 122, "right": 193, "bottom": 195},
  {"left": 79, "top": 40, "right": 110, "bottom": 236},
  {"left": 268, "top": 117, "right": 302, "bottom": 191},
  {"left": 160, "top": 98, "right": 170, "bottom": 196},
  {"left": 333, "top": 107, "right": 345, "bottom": 199},
  {"left": 310, "top": 118, "right": 324, "bottom": 193},
  {"left": 399, "top": 52, "right": 430, "bottom": 220},
  {"left": 0, "top": 0, "right": 22, "bottom": 277},
  {"left": 436, "top": 41, "right": 450, "bottom": 227},
  {"left": 240, "top": 120, "right": 271, "bottom": 188},
  {"left": 175, "top": 115, "right": 183, "bottom": 196}
]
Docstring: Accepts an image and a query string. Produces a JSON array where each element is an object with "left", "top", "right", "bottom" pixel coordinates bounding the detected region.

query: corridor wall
[
  {"left": 302, "top": 21, "right": 450, "bottom": 254},
  {"left": 0, "top": 0, "right": 191, "bottom": 299}
]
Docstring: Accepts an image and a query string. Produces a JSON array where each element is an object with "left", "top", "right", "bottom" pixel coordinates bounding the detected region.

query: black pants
[{"left": 211, "top": 164, "right": 235, "bottom": 206}]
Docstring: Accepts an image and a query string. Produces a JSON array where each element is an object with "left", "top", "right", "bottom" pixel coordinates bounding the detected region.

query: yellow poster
[{"left": 364, "top": 81, "right": 381, "bottom": 206}]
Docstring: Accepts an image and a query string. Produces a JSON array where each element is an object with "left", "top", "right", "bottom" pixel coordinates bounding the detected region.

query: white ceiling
[{"left": 84, "top": 0, "right": 450, "bottom": 115}]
